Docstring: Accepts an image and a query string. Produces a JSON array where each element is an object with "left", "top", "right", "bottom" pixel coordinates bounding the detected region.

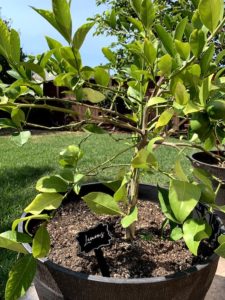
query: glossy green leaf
[
  {"left": 143, "top": 39, "right": 157, "bottom": 66},
  {"left": 82, "top": 192, "right": 124, "bottom": 215},
  {"left": 169, "top": 180, "right": 201, "bottom": 223},
  {"left": 24, "top": 193, "right": 64, "bottom": 214},
  {"left": 147, "top": 97, "right": 167, "bottom": 107},
  {"left": 155, "top": 24, "right": 175, "bottom": 57},
  {"left": 31, "top": 8, "right": 59, "bottom": 37},
  {"left": 155, "top": 108, "right": 174, "bottom": 129},
  {"left": 52, "top": 0, "right": 72, "bottom": 43},
  {"left": 192, "top": 10, "right": 203, "bottom": 29},
  {"left": 22, "top": 62, "right": 46, "bottom": 80},
  {"left": 45, "top": 36, "right": 63, "bottom": 62},
  {"left": 198, "top": 0, "right": 224, "bottom": 33},
  {"left": 158, "top": 187, "right": 178, "bottom": 223},
  {"left": 0, "top": 231, "right": 31, "bottom": 254},
  {"left": 60, "top": 47, "right": 82, "bottom": 71},
  {"left": 0, "top": 19, "right": 10, "bottom": 58},
  {"left": 132, "top": 148, "right": 158, "bottom": 170},
  {"left": 200, "top": 44, "right": 215, "bottom": 76},
  {"left": 175, "top": 40, "right": 190, "bottom": 60},
  {"left": 73, "top": 22, "right": 94, "bottom": 50},
  {"left": 10, "top": 29, "right": 20, "bottom": 63},
  {"left": 170, "top": 227, "right": 183, "bottom": 240},
  {"left": 127, "top": 17, "right": 144, "bottom": 32},
  {"left": 192, "top": 167, "right": 212, "bottom": 187},
  {"left": 32, "top": 225, "right": 50, "bottom": 258},
  {"left": 11, "top": 131, "right": 31, "bottom": 147},
  {"left": 147, "top": 137, "right": 164, "bottom": 153},
  {"left": 59, "top": 145, "right": 83, "bottom": 167},
  {"left": 174, "top": 157, "right": 189, "bottom": 182},
  {"left": 191, "top": 0, "right": 200, "bottom": 8},
  {"left": 83, "top": 124, "right": 106, "bottom": 134},
  {"left": 130, "top": 0, "right": 142, "bottom": 17},
  {"left": 94, "top": 67, "right": 110, "bottom": 87},
  {"left": 5, "top": 254, "right": 37, "bottom": 300},
  {"left": 36, "top": 176, "right": 68, "bottom": 193},
  {"left": 121, "top": 206, "right": 138, "bottom": 228},
  {"left": 158, "top": 54, "right": 172, "bottom": 76},
  {"left": 140, "top": 0, "right": 155, "bottom": 30},
  {"left": 174, "top": 17, "right": 188, "bottom": 41},
  {"left": 0, "top": 118, "right": 17, "bottom": 129},
  {"left": 215, "top": 242, "right": 225, "bottom": 258},
  {"left": 82, "top": 88, "right": 105, "bottom": 103},
  {"left": 102, "top": 47, "right": 116, "bottom": 64},
  {"left": 183, "top": 218, "right": 211, "bottom": 255},
  {"left": 189, "top": 29, "right": 206, "bottom": 57},
  {"left": 11, "top": 108, "right": 25, "bottom": 127},
  {"left": 174, "top": 82, "right": 190, "bottom": 105},
  {"left": 12, "top": 214, "right": 50, "bottom": 232}
]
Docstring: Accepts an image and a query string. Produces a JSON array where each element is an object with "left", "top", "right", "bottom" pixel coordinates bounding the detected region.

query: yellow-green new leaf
[
  {"left": 189, "top": 29, "right": 206, "bottom": 57},
  {"left": 175, "top": 40, "right": 190, "bottom": 60},
  {"left": 5, "top": 255, "right": 37, "bottom": 300},
  {"left": 155, "top": 108, "right": 174, "bottom": 129},
  {"left": 121, "top": 206, "right": 138, "bottom": 228},
  {"left": 24, "top": 193, "right": 64, "bottom": 214},
  {"left": 83, "top": 192, "right": 124, "bottom": 215},
  {"left": 158, "top": 54, "right": 173, "bottom": 76},
  {"left": 198, "top": 0, "right": 224, "bottom": 33},
  {"left": 132, "top": 148, "right": 158, "bottom": 170},
  {"left": 174, "top": 82, "right": 190, "bottom": 106},
  {"left": 147, "top": 97, "right": 167, "bottom": 107},
  {"left": 82, "top": 88, "right": 106, "bottom": 103},
  {"left": 0, "top": 231, "right": 32, "bottom": 254},
  {"left": 36, "top": 175, "right": 68, "bottom": 193},
  {"left": 94, "top": 67, "right": 110, "bottom": 87},
  {"left": 0, "top": 19, "right": 11, "bottom": 59},
  {"left": 155, "top": 25, "right": 175, "bottom": 57},
  {"left": 12, "top": 215, "right": 50, "bottom": 232},
  {"left": 174, "top": 17, "right": 188, "bottom": 41},
  {"left": 102, "top": 47, "right": 116, "bottom": 64},
  {"left": 144, "top": 39, "right": 157, "bottom": 66},
  {"left": 32, "top": 225, "right": 50, "bottom": 258}
]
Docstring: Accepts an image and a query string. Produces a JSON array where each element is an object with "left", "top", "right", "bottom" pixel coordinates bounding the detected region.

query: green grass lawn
[{"left": 0, "top": 132, "right": 194, "bottom": 297}]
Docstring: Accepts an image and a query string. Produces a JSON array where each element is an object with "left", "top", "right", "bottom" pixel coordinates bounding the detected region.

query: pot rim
[
  {"left": 191, "top": 151, "right": 225, "bottom": 170},
  {"left": 19, "top": 182, "right": 222, "bottom": 284}
]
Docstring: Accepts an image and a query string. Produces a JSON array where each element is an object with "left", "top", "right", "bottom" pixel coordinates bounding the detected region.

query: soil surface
[{"left": 46, "top": 199, "right": 203, "bottom": 279}]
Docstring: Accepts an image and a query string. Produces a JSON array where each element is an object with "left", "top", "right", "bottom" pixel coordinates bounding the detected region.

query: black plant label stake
[{"left": 76, "top": 223, "right": 112, "bottom": 277}]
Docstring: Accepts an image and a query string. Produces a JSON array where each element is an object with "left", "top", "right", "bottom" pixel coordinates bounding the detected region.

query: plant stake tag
[{"left": 76, "top": 223, "right": 112, "bottom": 277}]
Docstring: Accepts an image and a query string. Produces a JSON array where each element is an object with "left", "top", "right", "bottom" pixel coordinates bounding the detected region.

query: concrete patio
[{"left": 21, "top": 257, "right": 225, "bottom": 300}]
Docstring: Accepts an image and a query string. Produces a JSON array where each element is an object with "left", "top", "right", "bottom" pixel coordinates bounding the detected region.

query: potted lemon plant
[{"left": 0, "top": 0, "right": 225, "bottom": 299}]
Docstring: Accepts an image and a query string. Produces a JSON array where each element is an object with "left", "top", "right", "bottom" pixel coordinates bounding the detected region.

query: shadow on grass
[{"left": 0, "top": 165, "right": 54, "bottom": 231}]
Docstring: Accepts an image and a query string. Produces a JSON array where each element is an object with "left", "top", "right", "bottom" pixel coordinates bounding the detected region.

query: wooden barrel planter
[{"left": 19, "top": 183, "right": 223, "bottom": 300}]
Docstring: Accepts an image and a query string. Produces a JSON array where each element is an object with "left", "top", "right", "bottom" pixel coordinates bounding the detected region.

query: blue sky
[{"left": 0, "top": 0, "right": 114, "bottom": 66}]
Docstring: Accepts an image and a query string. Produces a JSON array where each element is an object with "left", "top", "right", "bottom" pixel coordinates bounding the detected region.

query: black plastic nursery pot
[
  {"left": 191, "top": 151, "right": 225, "bottom": 219},
  {"left": 20, "top": 183, "right": 223, "bottom": 300}
]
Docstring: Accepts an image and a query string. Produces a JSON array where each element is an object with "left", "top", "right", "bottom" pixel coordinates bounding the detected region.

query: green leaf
[
  {"left": 0, "top": 231, "right": 31, "bottom": 254},
  {"left": 130, "top": 0, "right": 142, "bottom": 17},
  {"left": 158, "top": 54, "right": 173, "bottom": 76},
  {"left": 11, "top": 131, "right": 31, "bottom": 147},
  {"left": 215, "top": 242, "right": 225, "bottom": 258},
  {"left": 175, "top": 40, "right": 190, "bottom": 60},
  {"left": 0, "top": 19, "right": 11, "bottom": 59},
  {"left": 83, "top": 124, "right": 106, "bottom": 134},
  {"left": 198, "top": 0, "right": 224, "bottom": 33},
  {"left": 189, "top": 29, "right": 206, "bottom": 57},
  {"left": 22, "top": 62, "right": 46, "bottom": 80},
  {"left": 192, "top": 167, "right": 212, "bottom": 187},
  {"left": 158, "top": 187, "right": 178, "bottom": 223},
  {"left": 82, "top": 88, "right": 105, "bottom": 103},
  {"left": 52, "top": 0, "right": 72, "bottom": 43},
  {"left": 140, "top": 0, "right": 155, "bottom": 30},
  {"left": 183, "top": 218, "right": 211, "bottom": 255},
  {"left": 24, "top": 193, "right": 64, "bottom": 214},
  {"left": 36, "top": 176, "right": 68, "bottom": 193},
  {"left": 82, "top": 192, "right": 123, "bottom": 215},
  {"left": 155, "top": 108, "right": 174, "bottom": 129},
  {"left": 102, "top": 47, "right": 116, "bottom": 64},
  {"left": 127, "top": 17, "right": 144, "bottom": 32},
  {"left": 169, "top": 180, "right": 201, "bottom": 223},
  {"left": 0, "top": 118, "right": 17, "bottom": 129},
  {"left": 200, "top": 44, "right": 215, "bottom": 76},
  {"left": 132, "top": 148, "right": 158, "bottom": 170},
  {"left": 94, "top": 67, "right": 110, "bottom": 87},
  {"left": 73, "top": 22, "right": 94, "bottom": 50},
  {"left": 155, "top": 24, "right": 175, "bottom": 57},
  {"left": 59, "top": 145, "right": 83, "bottom": 167},
  {"left": 11, "top": 108, "right": 25, "bottom": 127},
  {"left": 60, "top": 46, "right": 82, "bottom": 71},
  {"left": 174, "top": 82, "right": 190, "bottom": 105},
  {"left": 174, "top": 17, "right": 188, "bottom": 41},
  {"left": 143, "top": 39, "right": 157, "bottom": 66},
  {"left": 174, "top": 157, "right": 189, "bottom": 182},
  {"left": 12, "top": 215, "right": 50, "bottom": 232},
  {"left": 147, "top": 137, "right": 164, "bottom": 153},
  {"left": 170, "top": 227, "right": 183, "bottom": 241},
  {"left": 45, "top": 36, "right": 63, "bottom": 62},
  {"left": 5, "top": 255, "right": 37, "bottom": 300},
  {"left": 10, "top": 29, "right": 20, "bottom": 63},
  {"left": 121, "top": 206, "right": 138, "bottom": 228},
  {"left": 192, "top": 10, "right": 203, "bottom": 29},
  {"left": 32, "top": 225, "right": 50, "bottom": 258}
]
